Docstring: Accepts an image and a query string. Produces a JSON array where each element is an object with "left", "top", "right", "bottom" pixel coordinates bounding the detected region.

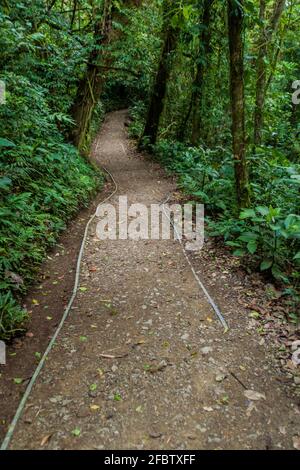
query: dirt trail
[{"left": 8, "top": 111, "right": 299, "bottom": 449}]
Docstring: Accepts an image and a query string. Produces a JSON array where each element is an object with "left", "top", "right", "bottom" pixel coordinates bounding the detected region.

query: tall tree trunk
[
  {"left": 70, "top": 0, "right": 142, "bottom": 150},
  {"left": 141, "top": 1, "right": 178, "bottom": 147},
  {"left": 253, "top": 0, "right": 267, "bottom": 147},
  {"left": 228, "top": 0, "right": 250, "bottom": 209},
  {"left": 253, "top": 0, "right": 286, "bottom": 146},
  {"left": 177, "top": 95, "right": 193, "bottom": 141},
  {"left": 190, "top": 0, "right": 213, "bottom": 146},
  {"left": 70, "top": 0, "right": 112, "bottom": 150}
]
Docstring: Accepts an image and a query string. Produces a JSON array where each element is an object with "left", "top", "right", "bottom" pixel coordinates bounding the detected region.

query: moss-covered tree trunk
[
  {"left": 254, "top": 0, "right": 286, "bottom": 146},
  {"left": 190, "top": 0, "right": 213, "bottom": 146},
  {"left": 141, "top": 1, "right": 178, "bottom": 147},
  {"left": 228, "top": 0, "right": 250, "bottom": 209},
  {"left": 70, "top": 0, "right": 142, "bottom": 151},
  {"left": 70, "top": 0, "right": 112, "bottom": 150},
  {"left": 253, "top": 0, "right": 267, "bottom": 147}
]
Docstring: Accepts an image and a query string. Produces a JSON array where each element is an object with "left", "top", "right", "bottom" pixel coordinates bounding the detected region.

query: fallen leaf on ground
[
  {"left": 246, "top": 402, "right": 257, "bottom": 417},
  {"left": 99, "top": 352, "right": 128, "bottom": 359},
  {"left": 279, "top": 426, "right": 286, "bottom": 435},
  {"left": 135, "top": 339, "right": 146, "bottom": 345},
  {"left": 215, "top": 374, "right": 226, "bottom": 382},
  {"left": 90, "top": 405, "right": 100, "bottom": 411},
  {"left": 203, "top": 406, "right": 214, "bottom": 412},
  {"left": 13, "top": 377, "right": 23, "bottom": 384},
  {"left": 244, "top": 390, "right": 266, "bottom": 401},
  {"left": 40, "top": 434, "right": 52, "bottom": 446},
  {"left": 292, "top": 436, "right": 300, "bottom": 450},
  {"left": 148, "top": 360, "right": 168, "bottom": 373},
  {"left": 149, "top": 430, "right": 162, "bottom": 439}
]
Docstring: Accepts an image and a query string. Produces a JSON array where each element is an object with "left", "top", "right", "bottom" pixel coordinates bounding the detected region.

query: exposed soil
[{"left": 1, "top": 110, "right": 300, "bottom": 450}]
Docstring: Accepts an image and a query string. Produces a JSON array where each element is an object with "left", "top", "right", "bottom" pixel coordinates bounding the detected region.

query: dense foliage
[
  {"left": 125, "top": 0, "right": 300, "bottom": 318},
  {"left": 0, "top": 1, "right": 103, "bottom": 339},
  {"left": 0, "top": 0, "right": 299, "bottom": 338}
]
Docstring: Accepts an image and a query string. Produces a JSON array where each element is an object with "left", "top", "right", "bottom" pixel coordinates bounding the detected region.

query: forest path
[{"left": 9, "top": 110, "right": 298, "bottom": 450}]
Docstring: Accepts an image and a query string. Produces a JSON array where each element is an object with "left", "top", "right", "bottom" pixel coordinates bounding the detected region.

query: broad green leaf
[
  {"left": 271, "top": 265, "right": 288, "bottom": 283},
  {"left": 238, "top": 232, "right": 258, "bottom": 242},
  {"left": 226, "top": 241, "right": 241, "bottom": 247},
  {"left": 0, "top": 177, "right": 12, "bottom": 190},
  {"left": 247, "top": 240, "right": 257, "bottom": 254},
  {"left": 0, "top": 138, "right": 16, "bottom": 148},
  {"left": 256, "top": 206, "right": 269, "bottom": 216},
  {"left": 240, "top": 209, "right": 256, "bottom": 219},
  {"left": 233, "top": 249, "right": 246, "bottom": 257},
  {"left": 260, "top": 260, "right": 273, "bottom": 271}
]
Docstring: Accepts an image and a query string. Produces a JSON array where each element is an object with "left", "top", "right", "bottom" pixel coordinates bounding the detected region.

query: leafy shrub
[
  {"left": 226, "top": 207, "right": 300, "bottom": 282},
  {"left": 0, "top": 5, "right": 103, "bottom": 339},
  {"left": 152, "top": 139, "right": 300, "bottom": 312},
  {"left": 0, "top": 138, "right": 102, "bottom": 340},
  {"left": 128, "top": 101, "right": 148, "bottom": 139},
  {"left": 0, "top": 292, "right": 28, "bottom": 340},
  {"left": 154, "top": 139, "right": 235, "bottom": 212}
]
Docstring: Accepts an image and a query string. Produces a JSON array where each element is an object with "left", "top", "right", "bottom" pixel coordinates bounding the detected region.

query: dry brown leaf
[
  {"left": 90, "top": 404, "right": 100, "bottom": 411},
  {"left": 244, "top": 390, "right": 266, "bottom": 401},
  {"left": 99, "top": 352, "right": 128, "bottom": 359},
  {"left": 40, "top": 434, "right": 52, "bottom": 446},
  {"left": 292, "top": 436, "right": 300, "bottom": 450}
]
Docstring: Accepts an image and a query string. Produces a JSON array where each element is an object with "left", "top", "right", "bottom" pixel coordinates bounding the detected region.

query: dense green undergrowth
[
  {"left": 0, "top": 4, "right": 103, "bottom": 340},
  {"left": 0, "top": 137, "right": 102, "bottom": 340},
  {"left": 0, "top": 135, "right": 102, "bottom": 340},
  {"left": 150, "top": 138, "right": 300, "bottom": 320},
  {"left": 125, "top": 0, "right": 300, "bottom": 327},
  {"left": 1, "top": 0, "right": 300, "bottom": 339}
]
